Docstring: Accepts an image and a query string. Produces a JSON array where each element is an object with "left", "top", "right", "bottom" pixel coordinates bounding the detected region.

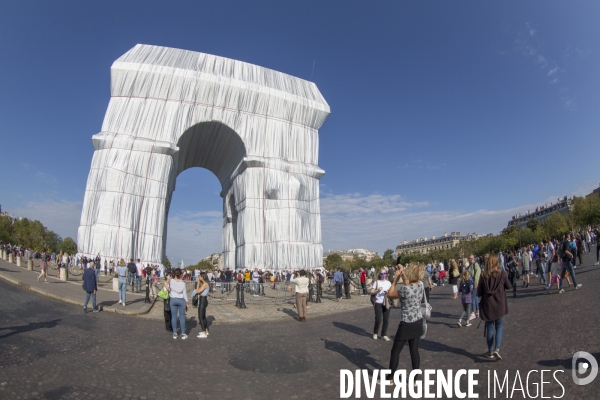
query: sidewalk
[{"left": 0, "top": 257, "right": 153, "bottom": 315}]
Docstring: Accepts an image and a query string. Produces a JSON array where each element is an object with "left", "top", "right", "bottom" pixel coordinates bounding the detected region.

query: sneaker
[
  {"left": 544, "top": 285, "right": 550, "bottom": 290},
  {"left": 373, "top": 334, "right": 377, "bottom": 340},
  {"left": 383, "top": 336, "right": 390, "bottom": 341},
  {"left": 181, "top": 334, "right": 188, "bottom": 340},
  {"left": 493, "top": 350, "right": 502, "bottom": 360},
  {"left": 197, "top": 332, "right": 207, "bottom": 338},
  {"left": 122, "top": 302, "right": 126, "bottom": 306},
  {"left": 576, "top": 284, "right": 582, "bottom": 289},
  {"left": 83, "top": 307, "right": 87, "bottom": 313},
  {"left": 595, "top": 262, "right": 599, "bottom": 265},
  {"left": 465, "top": 322, "right": 472, "bottom": 327},
  {"left": 93, "top": 308, "right": 99, "bottom": 313},
  {"left": 559, "top": 289, "right": 564, "bottom": 294},
  {"left": 118, "top": 300, "right": 122, "bottom": 304},
  {"left": 483, "top": 352, "right": 495, "bottom": 359},
  {"left": 457, "top": 321, "right": 462, "bottom": 327},
  {"left": 173, "top": 333, "right": 178, "bottom": 339},
  {"left": 469, "top": 313, "right": 476, "bottom": 321}
]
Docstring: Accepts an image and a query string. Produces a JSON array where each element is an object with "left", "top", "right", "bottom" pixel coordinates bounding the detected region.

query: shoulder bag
[
  {"left": 157, "top": 287, "right": 169, "bottom": 300},
  {"left": 420, "top": 282, "right": 432, "bottom": 339}
]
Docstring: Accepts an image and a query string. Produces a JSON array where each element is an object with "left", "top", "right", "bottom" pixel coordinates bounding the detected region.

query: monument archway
[{"left": 78, "top": 44, "right": 330, "bottom": 270}]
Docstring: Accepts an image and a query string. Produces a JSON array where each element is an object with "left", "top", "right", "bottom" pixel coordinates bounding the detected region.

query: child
[
  {"left": 438, "top": 269, "right": 446, "bottom": 286},
  {"left": 457, "top": 270, "right": 474, "bottom": 327}
]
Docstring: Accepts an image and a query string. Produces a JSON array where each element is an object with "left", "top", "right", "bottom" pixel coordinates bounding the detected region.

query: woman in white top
[
  {"left": 168, "top": 268, "right": 189, "bottom": 339},
  {"left": 290, "top": 270, "right": 309, "bottom": 321},
  {"left": 371, "top": 269, "right": 392, "bottom": 341}
]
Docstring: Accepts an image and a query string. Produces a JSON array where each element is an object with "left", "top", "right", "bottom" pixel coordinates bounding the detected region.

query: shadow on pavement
[
  {"left": 332, "top": 321, "right": 373, "bottom": 338},
  {"left": 538, "top": 352, "right": 600, "bottom": 370},
  {"left": 0, "top": 319, "right": 61, "bottom": 339},
  {"left": 420, "top": 339, "right": 491, "bottom": 364},
  {"left": 321, "top": 338, "right": 385, "bottom": 373}
]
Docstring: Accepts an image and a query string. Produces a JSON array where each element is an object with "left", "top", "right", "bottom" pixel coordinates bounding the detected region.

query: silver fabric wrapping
[{"left": 78, "top": 44, "right": 329, "bottom": 270}]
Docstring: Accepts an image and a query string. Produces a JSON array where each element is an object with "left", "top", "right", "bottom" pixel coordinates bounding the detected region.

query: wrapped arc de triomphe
[{"left": 77, "top": 44, "right": 330, "bottom": 271}]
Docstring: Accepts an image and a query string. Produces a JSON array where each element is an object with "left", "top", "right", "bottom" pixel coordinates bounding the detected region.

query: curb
[{"left": 0, "top": 271, "right": 156, "bottom": 316}]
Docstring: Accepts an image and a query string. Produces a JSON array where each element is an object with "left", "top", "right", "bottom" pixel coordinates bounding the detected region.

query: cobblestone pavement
[{"left": 1, "top": 252, "right": 599, "bottom": 399}]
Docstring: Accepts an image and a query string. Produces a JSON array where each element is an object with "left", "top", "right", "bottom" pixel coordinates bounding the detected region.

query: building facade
[
  {"left": 507, "top": 196, "right": 570, "bottom": 229},
  {"left": 323, "top": 248, "right": 380, "bottom": 262},
  {"left": 395, "top": 232, "right": 481, "bottom": 255}
]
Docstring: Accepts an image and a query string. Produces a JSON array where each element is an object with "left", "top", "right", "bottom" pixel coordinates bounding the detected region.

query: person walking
[
  {"left": 385, "top": 263, "right": 425, "bottom": 384},
  {"left": 371, "top": 269, "right": 392, "bottom": 341},
  {"left": 449, "top": 260, "right": 460, "bottom": 299},
  {"left": 506, "top": 251, "right": 519, "bottom": 297},
  {"left": 468, "top": 254, "right": 481, "bottom": 320},
  {"left": 290, "top": 270, "right": 309, "bottom": 321},
  {"left": 38, "top": 258, "right": 48, "bottom": 283},
  {"left": 196, "top": 272, "right": 210, "bottom": 338},
  {"left": 343, "top": 268, "right": 352, "bottom": 299},
  {"left": 477, "top": 255, "right": 511, "bottom": 360},
  {"left": 168, "top": 268, "right": 189, "bottom": 339},
  {"left": 521, "top": 248, "right": 531, "bottom": 288},
  {"left": 82, "top": 262, "right": 99, "bottom": 313},
  {"left": 126, "top": 259, "right": 137, "bottom": 292},
  {"left": 115, "top": 259, "right": 128, "bottom": 306},
  {"left": 359, "top": 268, "right": 368, "bottom": 295},
  {"left": 558, "top": 233, "right": 582, "bottom": 293},
  {"left": 457, "top": 270, "right": 473, "bottom": 327}
]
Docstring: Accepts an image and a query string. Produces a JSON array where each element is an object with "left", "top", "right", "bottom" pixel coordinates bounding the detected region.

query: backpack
[
  {"left": 342, "top": 271, "right": 350, "bottom": 282},
  {"left": 318, "top": 274, "right": 324, "bottom": 283}
]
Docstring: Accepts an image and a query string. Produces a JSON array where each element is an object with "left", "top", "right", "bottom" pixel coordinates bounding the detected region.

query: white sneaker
[
  {"left": 373, "top": 334, "right": 377, "bottom": 340},
  {"left": 181, "top": 334, "right": 188, "bottom": 340},
  {"left": 122, "top": 302, "right": 126, "bottom": 306},
  {"left": 173, "top": 333, "right": 178, "bottom": 339},
  {"left": 457, "top": 321, "right": 462, "bottom": 327},
  {"left": 576, "top": 284, "right": 582, "bottom": 289},
  {"left": 469, "top": 313, "right": 476, "bottom": 321},
  {"left": 382, "top": 336, "right": 390, "bottom": 341},
  {"left": 118, "top": 300, "right": 122, "bottom": 304},
  {"left": 197, "top": 332, "right": 208, "bottom": 338}
]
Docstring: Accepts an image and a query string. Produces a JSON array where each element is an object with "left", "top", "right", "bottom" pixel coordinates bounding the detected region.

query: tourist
[
  {"left": 168, "top": 268, "right": 189, "bottom": 339},
  {"left": 115, "top": 259, "right": 128, "bottom": 306},
  {"left": 135, "top": 258, "right": 143, "bottom": 292},
  {"left": 468, "top": 254, "right": 481, "bottom": 320},
  {"left": 127, "top": 259, "right": 137, "bottom": 292},
  {"left": 478, "top": 256, "right": 511, "bottom": 360},
  {"left": 196, "top": 272, "right": 210, "bottom": 338},
  {"left": 163, "top": 271, "right": 173, "bottom": 332},
  {"left": 38, "top": 258, "right": 48, "bottom": 283},
  {"left": 421, "top": 265, "right": 433, "bottom": 302},
  {"left": 82, "top": 262, "right": 99, "bottom": 313},
  {"left": 558, "top": 233, "right": 582, "bottom": 293},
  {"left": 333, "top": 268, "right": 344, "bottom": 301},
  {"left": 343, "top": 268, "right": 351, "bottom": 299},
  {"left": 291, "top": 270, "right": 309, "bottom": 321},
  {"left": 449, "top": 260, "right": 460, "bottom": 299},
  {"left": 521, "top": 247, "right": 531, "bottom": 288},
  {"left": 385, "top": 263, "right": 425, "bottom": 384},
  {"left": 371, "top": 269, "right": 391, "bottom": 341},
  {"left": 457, "top": 270, "right": 473, "bottom": 327},
  {"left": 359, "top": 267, "right": 368, "bottom": 295}
]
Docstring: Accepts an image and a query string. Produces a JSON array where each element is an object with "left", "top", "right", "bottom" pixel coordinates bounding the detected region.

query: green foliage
[
  {"left": 187, "top": 259, "right": 214, "bottom": 270},
  {"left": 60, "top": 237, "right": 77, "bottom": 255},
  {"left": 165, "top": 257, "right": 172, "bottom": 269},
  {"left": 325, "top": 253, "right": 343, "bottom": 270},
  {"left": 542, "top": 213, "right": 570, "bottom": 239},
  {"left": 526, "top": 218, "right": 541, "bottom": 232},
  {"left": 0, "top": 216, "right": 62, "bottom": 252},
  {"left": 382, "top": 249, "right": 394, "bottom": 262},
  {"left": 571, "top": 196, "right": 600, "bottom": 228}
]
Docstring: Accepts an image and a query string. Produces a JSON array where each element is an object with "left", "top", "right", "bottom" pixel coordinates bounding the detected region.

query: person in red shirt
[{"left": 359, "top": 268, "right": 368, "bottom": 295}]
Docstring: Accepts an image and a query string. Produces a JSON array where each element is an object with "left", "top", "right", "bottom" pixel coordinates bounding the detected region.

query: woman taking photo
[
  {"left": 449, "top": 260, "right": 460, "bottom": 299},
  {"left": 371, "top": 269, "right": 392, "bottom": 341},
  {"left": 195, "top": 272, "right": 210, "bottom": 338},
  {"left": 168, "top": 268, "right": 189, "bottom": 339},
  {"left": 477, "top": 256, "right": 511, "bottom": 360},
  {"left": 290, "top": 270, "right": 309, "bottom": 321},
  {"left": 385, "top": 263, "right": 425, "bottom": 382}
]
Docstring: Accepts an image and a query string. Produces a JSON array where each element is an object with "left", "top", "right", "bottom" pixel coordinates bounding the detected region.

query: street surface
[{"left": 1, "top": 253, "right": 599, "bottom": 399}]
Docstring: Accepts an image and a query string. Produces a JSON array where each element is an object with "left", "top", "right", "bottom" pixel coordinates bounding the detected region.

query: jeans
[
  {"left": 538, "top": 261, "right": 547, "bottom": 283},
  {"left": 335, "top": 282, "right": 342, "bottom": 299},
  {"left": 197, "top": 296, "right": 208, "bottom": 331},
  {"left": 253, "top": 281, "right": 259, "bottom": 294},
  {"left": 471, "top": 292, "right": 479, "bottom": 313},
  {"left": 84, "top": 291, "right": 96, "bottom": 310},
  {"left": 118, "top": 278, "right": 127, "bottom": 303},
  {"left": 343, "top": 282, "right": 351, "bottom": 298},
  {"left": 373, "top": 303, "right": 390, "bottom": 336},
  {"left": 559, "top": 260, "right": 578, "bottom": 289},
  {"left": 135, "top": 275, "right": 142, "bottom": 292},
  {"left": 95, "top": 268, "right": 100, "bottom": 280},
  {"left": 129, "top": 273, "right": 136, "bottom": 291},
  {"left": 485, "top": 318, "right": 504, "bottom": 353},
  {"left": 170, "top": 297, "right": 186, "bottom": 334},
  {"left": 361, "top": 281, "right": 367, "bottom": 295}
]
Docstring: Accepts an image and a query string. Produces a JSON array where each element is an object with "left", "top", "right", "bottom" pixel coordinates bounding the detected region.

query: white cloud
[
  {"left": 547, "top": 67, "right": 559, "bottom": 76},
  {"left": 529, "top": 28, "right": 536, "bottom": 37},
  {"left": 10, "top": 199, "right": 82, "bottom": 239}
]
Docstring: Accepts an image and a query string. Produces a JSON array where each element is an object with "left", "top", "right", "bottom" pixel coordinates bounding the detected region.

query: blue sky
[{"left": 1, "top": 1, "right": 599, "bottom": 263}]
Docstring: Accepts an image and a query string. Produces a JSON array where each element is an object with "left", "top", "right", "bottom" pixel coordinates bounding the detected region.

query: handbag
[
  {"left": 157, "top": 287, "right": 169, "bottom": 300},
  {"left": 192, "top": 290, "right": 199, "bottom": 307},
  {"left": 370, "top": 282, "right": 377, "bottom": 305}
]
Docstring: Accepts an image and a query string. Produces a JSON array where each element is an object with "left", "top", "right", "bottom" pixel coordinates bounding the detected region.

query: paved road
[{"left": 1, "top": 255, "right": 599, "bottom": 399}]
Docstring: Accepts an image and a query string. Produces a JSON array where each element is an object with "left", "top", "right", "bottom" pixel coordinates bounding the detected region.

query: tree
[
  {"left": 382, "top": 249, "right": 394, "bottom": 262},
  {"left": 526, "top": 218, "right": 540, "bottom": 232},
  {"left": 325, "top": 253, "right": 343, "bottom": 270},
  {"left": 60, "top": 237, "right": 77, "bottom": 255},
  {"left": 542, "top": 213, "right": 569, "bottom": 239},
  {"left": 571, "top": 196, "right": 600, "bottom": 228},
  {"left": 188, "top": 260, "right": 214, "bottom": 270},
  {"left": 165, "top": 257, "right": 172, "bottom": 269}
]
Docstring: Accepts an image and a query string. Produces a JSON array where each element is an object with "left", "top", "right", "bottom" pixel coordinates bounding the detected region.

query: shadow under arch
[{"left": 175, "top": 121, "right": 247, "bottom": 185}]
